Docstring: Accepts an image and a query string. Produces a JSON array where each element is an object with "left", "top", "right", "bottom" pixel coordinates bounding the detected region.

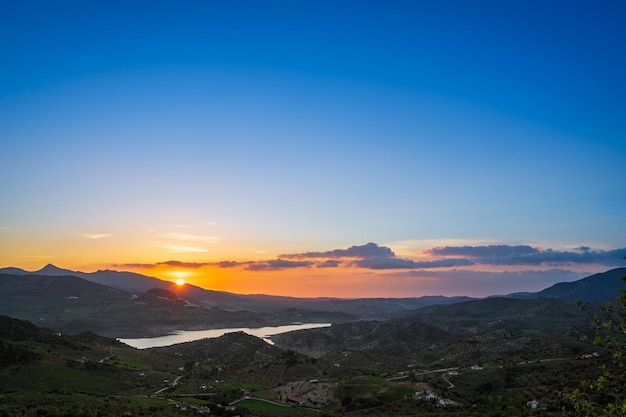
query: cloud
[
  {"left": 115, "top": 243, "right": 625, "bottom": 277},
  {"left": 316, "top": 260, "right": 341, "bottom": 268},
  {"left": 161, "top": 232, "right": 221, "bottom": 243},
  {"left": 217, "top": 261, "right": 242, "bottom": 268},
  {"left": 161, "top": 244, "right": 208, "bottom": 253},
  {"left": 490, "top": 247, "right": 626, "bottom": 266},
  {"left": 114, "top": 263, "right": 155, "bottom": 269},
  {"left": 353, "top": 256, "right": 475, "bottom": 270},
  {"left": 115, "top": 260, "right": 229, "bottom": 270},
  {"left": 158, "top": 260, "right": 212, "bottom": 269},
  {"left": 281, "top": 242, "right": 395, "bottom": 259},
  {"left": 423, "top": 245, "right": 539, "bottom": 258},
  {"left": 245, "top": 259, "right": 314, "bottom": 271},
  {"left": 80, "top": 233, "right": 113, "bottom": 239},
  {"left": 421, "top": 244, "right": 626, "bottom": 266}
]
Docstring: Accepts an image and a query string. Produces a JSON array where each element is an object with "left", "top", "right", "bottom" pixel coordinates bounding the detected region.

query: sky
[{"left": 1, "top": 1, "right": 625, "bottom": 298}]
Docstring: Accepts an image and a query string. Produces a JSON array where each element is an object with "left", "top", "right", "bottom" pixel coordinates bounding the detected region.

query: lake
[{"left": 119, "top": 322, "right": 331, "bottom": 349}]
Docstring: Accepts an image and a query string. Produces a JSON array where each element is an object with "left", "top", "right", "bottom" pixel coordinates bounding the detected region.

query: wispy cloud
[
  {"left": 116, "top": 260, "right": 213, "bottom": 269},
  {"left": 161, "top": 244, "right": 208, "bottom": 253},
  {"left": 245, "top": 259, "right": 314, "bottom": 271},
  {"left": 80, "top": 233, "right": 113, "bottom": 239},
  {"left": 161, "top": 232, "right": 221, "bottom": 243},
  {"left": 114, "top": 262, "right": 154, "bottom": 269},
  {"left": 143, "top": 229, "right": 222, "bottom": 255},
  {"left": 157, "top": 260, "right": 212, "bottom": 268}
]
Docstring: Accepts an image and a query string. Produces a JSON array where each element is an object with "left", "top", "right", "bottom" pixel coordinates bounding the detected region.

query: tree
[{"left": 563, "top": 263, "right": 626, "bottom": 416}]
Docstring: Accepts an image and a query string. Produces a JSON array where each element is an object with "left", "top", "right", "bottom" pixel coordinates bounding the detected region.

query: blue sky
[{"left": 1, "top": 1, "right": 625, "bottom": 296}]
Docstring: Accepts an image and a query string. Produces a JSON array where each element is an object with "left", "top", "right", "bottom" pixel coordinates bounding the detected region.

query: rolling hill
[{"left": 527, "top": 267, "right": 626, "bottom": 301}]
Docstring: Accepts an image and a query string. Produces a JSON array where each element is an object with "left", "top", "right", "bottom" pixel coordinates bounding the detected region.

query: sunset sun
[{"left": 169, "top": 270, "right": 189, "bottom": 286}]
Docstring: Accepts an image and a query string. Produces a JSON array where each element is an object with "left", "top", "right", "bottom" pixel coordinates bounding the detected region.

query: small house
[{"left": 287, "top": 396, "right": 306, "bottom": 406}]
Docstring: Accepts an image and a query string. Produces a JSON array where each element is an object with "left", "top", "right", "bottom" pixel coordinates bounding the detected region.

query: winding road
[{"left": 153, "top": 375, "right": 183, "bottom": 395}]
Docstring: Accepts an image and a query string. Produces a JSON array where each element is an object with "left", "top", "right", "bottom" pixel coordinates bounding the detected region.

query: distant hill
[
  {"left": 408, "top": 297, "right": 592, "bottom": 334},
  {"left": 0, "top": 273, "right": 130, "bottom": 325},
  {"left": 531, "top": 267, "right": 626, "bottom": 301},
  {"left": 4, "top": 263, "right": 624, "bottom": 339},
  {"left": 0, "top": 273, "right": 276, "bottom": 337},
  {"left": 0, "top": 264, "right": 258, "bottom": 309},
  {"left": 508, "top": 267, "right": 626, "bottom": 301},
  {"left": 0, "top": 264, "right": 475, "bottom": 318}
]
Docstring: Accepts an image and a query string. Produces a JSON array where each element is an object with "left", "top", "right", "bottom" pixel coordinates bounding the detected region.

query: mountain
[
  {"left": 533, "top": 267, "right": 626, "bottom": 301},
  {"left": 284, "top": 295, "right": 475, "bottom": 319},
  {"left": 508, "top": 267, "right": 626, "bottom": 301},
  {"left": 0, "top": 264, "right": 81, "bottom": 276},
  {"left": 36, "top": 263, "right": 80, "bottom": 275},
  {"left": 0, "top": 273, "right": 283, "bottom": 337},
  {"left": 0, "top": 264, "right": 475, "bottom": 317},
  {"left": 0, "top": 264, "right": 253, "bottom": 309},
  {"left": 3, "top": 263, "right": 624, "bottom": 333},
  {"left": 0, "top": 272, "right": 129, "bottom": 306}
]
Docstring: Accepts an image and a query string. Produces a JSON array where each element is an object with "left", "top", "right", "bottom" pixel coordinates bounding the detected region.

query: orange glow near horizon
[
  {"left": 1, "top": 239, "right": 617, "bottom": 298},
  {"left": 119, "top": 263, "right": 438, "bottom": 298}
]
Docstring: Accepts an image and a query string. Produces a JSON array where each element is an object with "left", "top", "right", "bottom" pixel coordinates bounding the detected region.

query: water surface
[{"left": 119, "top": 322, "right": 331, "bottom": 349}]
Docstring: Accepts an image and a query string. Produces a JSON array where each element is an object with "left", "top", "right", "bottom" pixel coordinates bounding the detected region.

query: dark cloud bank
[
  {"left": 422, "top": 245, "right": 626, "bottom": 266},
  {"left": 118, "top": 243, "right": 625, "bottom": 272}
]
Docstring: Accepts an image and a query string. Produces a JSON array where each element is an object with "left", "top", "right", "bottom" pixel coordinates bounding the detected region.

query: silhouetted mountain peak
[{"left": 35, "top": 264, "right": 77, "bottom": 276}]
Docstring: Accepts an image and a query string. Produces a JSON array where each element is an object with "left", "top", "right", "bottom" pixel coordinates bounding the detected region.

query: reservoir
[{"left": 119, "top": 322, "right": 331, "bottom": 349}]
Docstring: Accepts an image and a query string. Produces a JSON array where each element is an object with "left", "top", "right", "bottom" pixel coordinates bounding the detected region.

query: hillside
[
  {"left": 0, "top": 294, "right": 617, "bottom": 417},
  {"left": 271, "top": 297, "right": 595, "bottom": 370},
  {"left": 0, "top": 315, "right": 192, "bottom": 416},
  {"left": 0, "top": 273, "right": 279, "bottom": 338},
  {"left": 0, "top": 264, "right": 252, "bottom": 308},
  {"left": 529, "top": 267, "right": 626, "bottom": 301},
  {"left": 408, "top": 297, "right": 593, "bottom": 334}
]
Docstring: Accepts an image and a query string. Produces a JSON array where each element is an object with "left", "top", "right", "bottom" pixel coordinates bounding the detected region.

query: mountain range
[
  {"left": 3, "top": 263, "right": 625, "bottom": 304},
  {"left": 0, "top": 264, "right": 624, "bottom": 339}
]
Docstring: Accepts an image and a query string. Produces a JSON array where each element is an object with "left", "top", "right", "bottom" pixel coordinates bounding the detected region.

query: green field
[{"left": 107, "top": 358, "right": 153, "bottom": 371}]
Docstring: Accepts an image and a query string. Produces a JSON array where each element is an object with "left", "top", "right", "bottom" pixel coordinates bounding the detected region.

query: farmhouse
[{"left": 287, "top": 396, "right": 306, "bottom": 406}]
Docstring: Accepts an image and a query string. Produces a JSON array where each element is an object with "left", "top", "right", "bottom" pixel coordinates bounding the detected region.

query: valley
[{"left": 0, "top": 267, "right": 625, "bottom": 416}]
